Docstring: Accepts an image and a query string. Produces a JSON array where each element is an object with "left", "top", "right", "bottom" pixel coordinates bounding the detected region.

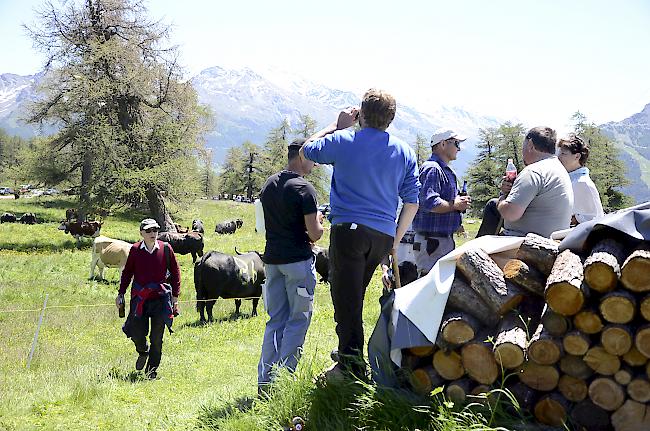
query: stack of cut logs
[{"left": 404, "top": 233, "right": 650, "bottom": 430}]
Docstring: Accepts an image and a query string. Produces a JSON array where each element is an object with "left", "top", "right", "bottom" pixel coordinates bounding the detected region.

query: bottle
[
  {"left": 506, "top": 158, "right": 517, "bottom": 182},
  {"left": 118, "top": 295, "right": 125, "bottom": 318},
  {"left": 458, "top": 180, "right": 468, "bottom": 214}
]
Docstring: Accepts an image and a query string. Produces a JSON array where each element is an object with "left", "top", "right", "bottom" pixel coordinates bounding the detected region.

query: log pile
[{"left": 403, "top": 233, "right": 650, "bottom": 430}]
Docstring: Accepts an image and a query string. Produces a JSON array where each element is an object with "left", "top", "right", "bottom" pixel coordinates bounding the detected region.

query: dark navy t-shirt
[{"left": 261, "top": 170, "right": 318, "bottom": 264}]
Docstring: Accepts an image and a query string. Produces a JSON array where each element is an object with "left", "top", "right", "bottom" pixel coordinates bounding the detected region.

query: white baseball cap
[{"left": 430, "top": 129, "right": 468, "bottom": 146}]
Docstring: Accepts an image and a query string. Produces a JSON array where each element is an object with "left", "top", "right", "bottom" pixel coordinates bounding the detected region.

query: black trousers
[
  {"left": 128, "top": 300, "right": 166, "bottom": 372},
  {"left": 476, "top": 197, "right": 503, "bottom": 237},
  {"left": 329, "top": 223, "right": 393, "bottom": 369}
]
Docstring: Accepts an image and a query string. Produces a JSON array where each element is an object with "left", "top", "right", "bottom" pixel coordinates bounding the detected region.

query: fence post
[{"left": 27, "top": 293, "right": 48, "bottom": 369}]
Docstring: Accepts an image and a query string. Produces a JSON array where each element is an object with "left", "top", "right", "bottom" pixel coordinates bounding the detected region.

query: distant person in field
[
  {"left": 475, "top": 127, "right": 573, "bottom": 238},
  {"left": 300, "top": 88, "right": 420, "bottom": 380},
  {"left": 117, "top": 218, "right": 180, "bottom": 379},
  {"left": 556, "top": 133, "right": 604, "bottom": 225},
  {"left": 257, "top": 138, "right": 324, "bottom": 395}
]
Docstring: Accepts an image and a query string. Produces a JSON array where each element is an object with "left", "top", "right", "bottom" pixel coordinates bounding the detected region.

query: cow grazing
[
  {"left": 1, "top": 213, "right": 17, "bottom": 223},
  {"left": 191, "top": 219, "right": 204, "bottom": 234},
  {"left": 19, "top": 213, "right": 37, "bottom": 224},
  {"left": 157, "top": 231, "right": 204, "bottom": 263},
  {"left": 90, "top": 236, "right": 132, "bottom": 280},
  {"left": 58, "top": 220, "right": 103, "bottom": 241},
  {"left": 174, "top": 223, "right": 189, "bottom": 234},
  {"left": 215, "top": 220, "right": 237, "bottom": 234},
  {"left": 194, "top": 250, "right": 265, "bottom": 322},
  {"left": 313, "top": 245, "right": 330, "bottom": 283}
]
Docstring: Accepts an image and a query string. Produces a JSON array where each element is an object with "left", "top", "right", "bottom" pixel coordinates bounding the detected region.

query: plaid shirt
[{"left": 412, "top": 154, "right": 461, "bottom": 236}]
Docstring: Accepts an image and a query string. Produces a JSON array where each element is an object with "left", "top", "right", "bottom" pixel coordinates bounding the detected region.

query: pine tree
[{"left": 412, "top": 134, "right": 430, "bottom": 167}]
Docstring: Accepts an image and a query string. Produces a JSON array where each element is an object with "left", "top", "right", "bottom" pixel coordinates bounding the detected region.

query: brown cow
[
  {"left": 58, "top": 220, "right": 103, "bottom": 243},
  {"left": 89, "top": 236, "right": 132, "bottom": 280}
]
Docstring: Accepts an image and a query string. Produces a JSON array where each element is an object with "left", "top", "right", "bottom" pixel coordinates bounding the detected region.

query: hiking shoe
[
  {"left": 322, "top": 362, "right": 346, "bottom": 383},
  {"left": 135, "top": 353, "right": 148, "bottom": 371}
]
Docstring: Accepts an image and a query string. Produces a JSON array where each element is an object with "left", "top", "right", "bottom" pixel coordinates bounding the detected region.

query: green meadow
[{"left": 0, "top": 197, "right": 523, "bottom": 431}]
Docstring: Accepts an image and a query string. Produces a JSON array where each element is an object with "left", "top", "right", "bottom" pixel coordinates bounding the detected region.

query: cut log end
[
  {"left": 519, "top": 363, "right": 560, "bottom": 392},
  {"left": 635, "top": 325, "right": 650, "bottom": 358},
  {"left": 546, "top": 282, "right": 585, "bottom": 316},
  {"left": 574, "top": 308, "right": 604, "bottom": 334},
  {"left": 533, "top": 393, "right": 569, "bottom": 427},
  {"left": 584, "top": 346, "right": 621, "bottom": 376},
  {"left": 600, "top": 291, "right": 636, "bottom": 324},
  {"left": 584, "top": 262, "right": 619, "bottom": 293},
  {"left": 461, "top": 342, "right": 499, "bottom": 385},
  {"left": 601, "top": 324, "right": 633, "bottom": 356},
  {"left": 588, "top": 378, "right": 625, "bottom": 411},
  {"left": 621, "top": 249, "right": 650, "bottom": 293},
  {"left": 563, "top": 330, "right": 591, "bottom": 356},
  {"left": 627, "top": 377, "right": 650, "bottom": 403},
  {"left": 432, "top": 349, "right": 465, "bottom": 381},
  {"left": 558, "top": 374, "right": 588, "bottom": 402},
  {"left": 612, "top": 400, "right": 650, "bottom": 431}
]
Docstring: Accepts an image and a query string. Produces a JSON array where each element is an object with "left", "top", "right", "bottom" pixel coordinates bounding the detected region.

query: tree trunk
[
  {"left": 145, "top": 185, "right": 176, "bottom": 232},
  {"left": 528, "top": 322, "right": 563, "bottom": 365},
  {"left": 493, "top": 312, "right": 527, "bottom": 370},
  {"left": 533, "top": 392, "right": 570, "bottom": 427},
  {"left": 519, "top": 362, "right": 560, "bottom": 391},
  {"left": 570, "top": 399, "right": 611, "bottom": 431},
  {"left": 562, "top": 330, "right": 591, "bottom": 356},
  {"left": 584, "top": 346, "right": 621, "bottom": 376},
  {"left": 432, "top": 349, "right": 465, "bottom": 380},
  {"left": 503, "top": 258, "right": 546, "bottom": 296},
  {"left": 573, "top": 306, "right": 604, "bottom": 334},
  {"left": 545, "top": 249, "right": 586, "bottom": 316},
  {"left": 557, "top": 374, "right": 588, "bottom": 402},
  {"left": 601, "top": 324, "right": 633, "bottom": 356},
  {"left": 457, "top": 249, "right": 524, "bottom": 315},
  {"left": 599, "top": 290, "right": 636, "bottom": 324},
  {"left": 447, "top": 275, "right": 499, "bottom": 327},
  {"left": 515, "top": 233, "right": 559, "bottom": 276},
  {"left": 583, "top": 238, "right": 626, "bottom": 293},
  {"left": 621, "top": 248, "right": 650, "bottom": 293},
  {"left": 559, "top": 354, "right": 593, "bottom": 380},
  {"left": 78, "top": 148, "right": 93, "bottom": 221},
  {"left": 588, "top": 377, "right": 625, "bottom": 411},
  {"left": 440, "top": 311, "right": 479, "bottom": 345},
  {"left": 611, "top": 399, "right": 650, "bottom": 431}
]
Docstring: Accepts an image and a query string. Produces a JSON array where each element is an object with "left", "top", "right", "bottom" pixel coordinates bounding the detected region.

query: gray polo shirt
[{"left": 503, "top": 156, "right": 574, "bottom": 238}]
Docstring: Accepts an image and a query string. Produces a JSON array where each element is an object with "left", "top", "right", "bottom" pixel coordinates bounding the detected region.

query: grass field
[{"left": 0, "top": 197, "right": 518, "bottom": 431}]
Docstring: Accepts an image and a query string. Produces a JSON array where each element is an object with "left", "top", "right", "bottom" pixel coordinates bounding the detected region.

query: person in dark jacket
[{"left": 116, "top": 218, "right": 181, "bottom": 379}]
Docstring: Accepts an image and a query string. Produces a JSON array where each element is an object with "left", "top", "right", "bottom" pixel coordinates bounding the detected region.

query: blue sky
[{"left": 2, "top": 0, "right": 649, "bottom": 129}]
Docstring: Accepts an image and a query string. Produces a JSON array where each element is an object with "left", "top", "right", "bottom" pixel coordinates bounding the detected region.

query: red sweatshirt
[{"left": 119, "top": 240, "right": 181, "bottom": 297}]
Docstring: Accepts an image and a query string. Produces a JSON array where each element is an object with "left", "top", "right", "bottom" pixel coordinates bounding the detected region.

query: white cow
[{"left": 90, "top": 236, "right": 132, "bottom": 280}]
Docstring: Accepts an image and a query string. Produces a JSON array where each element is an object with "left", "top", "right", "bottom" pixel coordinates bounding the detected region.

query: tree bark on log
[
  {"left": 432, "top": 349, "right": 465, "bottom": 380},
  {"left": 627, "top": 376, "right": 650, "bottom": 403},
  {"left": 541, "top": 304, "right": 571, "bottom": 337},
  {"left": 461, "top": 332, "right": 499, "bottom": 385},
  {"left": 457, "top": 249, "right": 524, "bottom": 315},
  {"left": 573, "top": 306, "right": 604, "bottom": 334},
  {"left": 620, "top": 248, "right": 650, "bottom": 293},
  {"left": 600, "top": 290, "right": 637, "bottom": 324},
  {"left": 584, "top": 239, "right": 626, "bottom": 293},
  {"left": 533, "top": 392, "right": 570, "bottom": 427},
  {"left": 570, "top": 399, "right": 611, "bottom": 431},
  {"left": 557, "top": 374, "right": 588, "bottom": 402},
  {"left": 409, "top": 365, "right": 444, "bottom": 396},
  {"left": 445, "top": 378, "right": 474, "bottom": 405},
  {"left": 519, "top": 362, "right": 560, "bottom": 391},
  {"left": 611, "top": 399, "right": 650, "bottom": 431},
  {"left": 562, "top": 330, "right": 591, "bottom": 356},
  {"left": 601, "top": 324, "right": 634, "bottom": 356},
  {"left": 493, "top": 313, "right": 528, "bottom": 370},
  {"left": 640, "top": 293, "right": 650, "bottom": 322},
  {"left": 515, "top": 233, "right": 559, "bottom": 276},
  {"left": 622, "top": 346, "right": 648, "bottom": 367},
  {"left": 588, "top": 377, "right": 625, "bottom": 411},
  {"left": 635, "top": 324, "right": 650, "bottom": 358},
  {"left": 503, "top": 259, "right": 546, "bottom": 296},
  {"left": 545, "top": 249, "right": 586, "bottom": 316},
  {"left": 528, "top": 322, "right": 563, "bottom": 365},
  {"left": 440, "top": 311, "right": 479, "bottom": 345},
  {"left": 559, "top": 354, "right": 593, "bottom": 380},
  {"left": 447, "top": 275, "right": 499, "bottom": 327},
  {"left": 584, "top": 345, "right": 621, "bottom": 376}
]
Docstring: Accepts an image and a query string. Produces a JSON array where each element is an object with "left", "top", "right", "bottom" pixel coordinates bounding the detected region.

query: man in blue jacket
[{"left": 301, "top": 88, "right": 420, "bottom": 379}]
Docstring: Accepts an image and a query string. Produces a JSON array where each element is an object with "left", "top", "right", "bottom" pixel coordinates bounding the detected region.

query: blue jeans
[{"left": 257, "top": 257, "right": 317, "bottom": 387}]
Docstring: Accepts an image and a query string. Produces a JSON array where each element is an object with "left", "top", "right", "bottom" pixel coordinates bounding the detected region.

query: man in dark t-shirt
[{"left": 257, "top": 138, "right": 324, "bottom": 394}]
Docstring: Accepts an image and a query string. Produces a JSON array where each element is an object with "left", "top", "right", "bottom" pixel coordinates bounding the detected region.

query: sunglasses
[
  {"left": 144, "top": 228, "right": 159, "bottom": 233},
  {"left": 447, "top": 139, "right": 461, "bottom": 149}
]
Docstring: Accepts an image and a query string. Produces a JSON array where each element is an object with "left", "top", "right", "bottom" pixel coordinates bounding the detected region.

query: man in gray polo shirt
[{"left": 477, "top": 126, "right": 573, "bottom": 238}]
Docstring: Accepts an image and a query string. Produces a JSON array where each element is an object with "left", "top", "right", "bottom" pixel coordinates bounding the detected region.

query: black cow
[
  {"left": 215, "top": 220, "right": 237, "bottom": 234},
  {"left": 1, "top": 212, "right": 17, "bottom": 223},
  {"left": 19, "top": 213, "right": 37, "bottom": 225},
  {"left": 191, "top": 219, "right": 204, "bottom": 234},
  {"left": 174, "top": 223, "right": 189, "bottom": 234},
  {"left": 312, "top": 245, "right": 330, "bottom": 283},
  {"left": 157, "top": 231, "right": 204, "bottom": 263},
  {"left": 194, "top": 250, "right": 265, "bottom": 322}
]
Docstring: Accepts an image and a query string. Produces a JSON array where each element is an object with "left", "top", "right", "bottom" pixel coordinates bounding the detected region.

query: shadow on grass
[
  {"left": 176, "top": 311, "right": 255, "bottom": 330},
  {"left": 196, "top": 395, "right": 255, "bottom": 428},
  {"left": 108, "top": 367, "right": 149, "bottom": 383},
  {"left": 0, "top": 239, "right": 91, "bottom": 253}
]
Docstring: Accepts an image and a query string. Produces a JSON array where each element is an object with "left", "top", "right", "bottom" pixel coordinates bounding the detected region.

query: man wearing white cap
[{"left": 411, "top": 129, "right": 471, "bottom": 276}]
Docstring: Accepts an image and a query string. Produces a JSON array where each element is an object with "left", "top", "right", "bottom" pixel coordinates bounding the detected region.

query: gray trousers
[
  {"left": 257, "top": 257, "right": 317, "bottom": 387},
  {"left": 413, "top": 233, "right": 455, "bottom": 276}
]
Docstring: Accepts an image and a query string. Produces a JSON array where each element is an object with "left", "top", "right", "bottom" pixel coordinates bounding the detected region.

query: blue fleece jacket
[{"left": 303, "top": 127, "right": 420, "bottom": 237}]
